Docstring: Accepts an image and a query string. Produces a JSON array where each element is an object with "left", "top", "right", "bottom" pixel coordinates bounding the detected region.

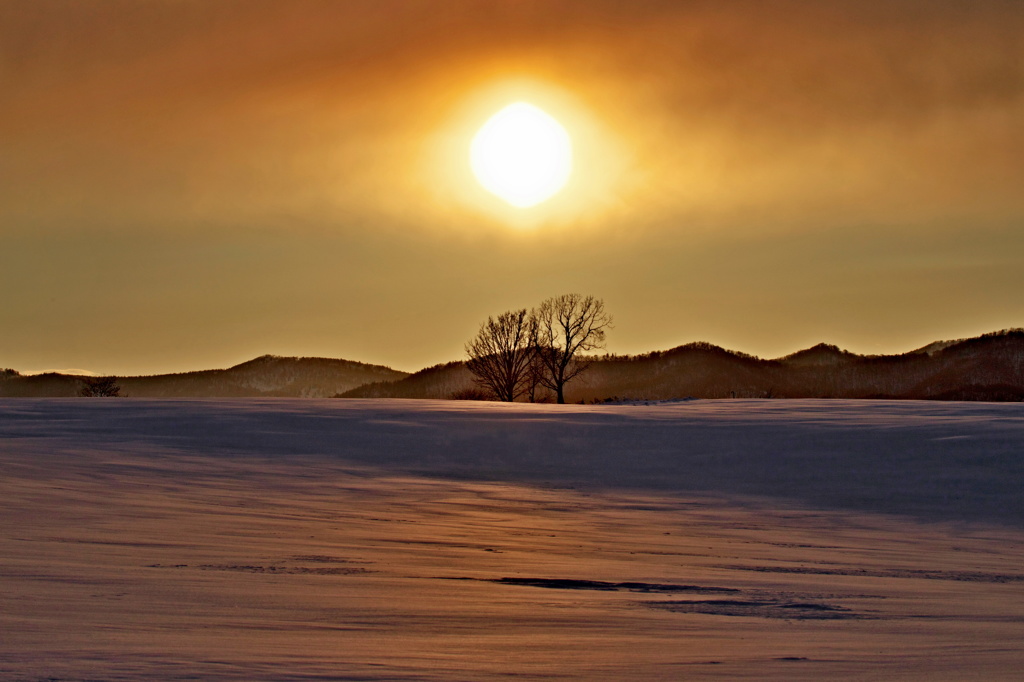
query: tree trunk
[{"left": 556, "top": 384, "right": 565, "bottom": 404}]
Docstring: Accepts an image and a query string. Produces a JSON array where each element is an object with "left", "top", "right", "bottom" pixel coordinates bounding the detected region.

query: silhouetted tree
[
  {"left": 524, "top": 352, "right": 548, "bottom": 403},
  {"left": 80, "top": 376, "right": 121, "bottom": 397},
  {"left": 465, "top": 309, "right": 537, "bottom": 401},
  {"left": 533, "top": 294, "right": 612, "bottom": 404}
]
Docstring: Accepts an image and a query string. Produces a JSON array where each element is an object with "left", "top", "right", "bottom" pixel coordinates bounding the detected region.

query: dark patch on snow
[
  {"left": 460, "top": 576, "right": 739, "bottom": 593},
  {"left": 650, "top": 598, "right": 861, "bottom": 620},
  {"left": 149, "top": 563, "right": 374, "bottom": 575},
  {"left": 722, "top": 564, "right": 1024, "bottom": 583}
]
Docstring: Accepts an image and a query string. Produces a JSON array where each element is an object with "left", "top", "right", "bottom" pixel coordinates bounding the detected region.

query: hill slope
[
  {"left": 338, "top": 330, "right": 1024, "bottom": 402},
  {"left": 5, "top": 330, "right": 1022, "bottom": 401},
  {"left": 0, "top": 355, "right": 409, "bottom": 398},
  {"left": 340, "top": 361, "right": 475, "bottom": 400}
]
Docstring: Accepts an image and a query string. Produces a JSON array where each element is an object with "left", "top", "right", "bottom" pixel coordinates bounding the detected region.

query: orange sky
[{"left": 2, "top": 0, "right": 1022, "bottom": 375}]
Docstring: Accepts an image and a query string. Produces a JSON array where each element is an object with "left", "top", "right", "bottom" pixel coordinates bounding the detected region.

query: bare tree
[
  {"left": 80, "top": 376, "right": 121, "bottom": 397},
  {"left": 533, "top": 294, "right": 612, "bottom": 404},
  {"left": 524, "top": 352, "right": 547, "bottom": 403},
  {"left": 465, "top": 309, "right": 537, "bottom": 402}
]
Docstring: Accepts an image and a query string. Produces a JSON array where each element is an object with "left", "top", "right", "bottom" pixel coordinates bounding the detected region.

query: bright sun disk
[{"left": 470, "top": 102, "right": 572, "bottom": 208}]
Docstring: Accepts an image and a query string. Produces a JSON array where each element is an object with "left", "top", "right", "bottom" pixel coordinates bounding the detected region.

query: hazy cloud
[{"left": 2, "top": 1, "right": 1022, "bottom": 372}]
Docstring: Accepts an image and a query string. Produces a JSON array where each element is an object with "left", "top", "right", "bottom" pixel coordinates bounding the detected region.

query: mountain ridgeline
[
  {"left": 0, "top": 355, "right": 409, "bottom": 398},
  {"left": 339, "top": 329, "right": 1024, "bottom": 402},
  {"left": 2, "top": 330, "right": 1022, "bottom": 401}
]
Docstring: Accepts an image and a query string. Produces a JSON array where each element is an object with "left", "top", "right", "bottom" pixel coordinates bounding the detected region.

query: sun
[{"left": 470, "top": 102, "right": 572, "bottom": 208}]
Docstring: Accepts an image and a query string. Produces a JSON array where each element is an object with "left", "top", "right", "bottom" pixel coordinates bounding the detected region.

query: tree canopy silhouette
[
  {"left": 80, "top": 376, "right": 121, "bottom": 397},
  {"left": 464, "top": 308, "right": 537, "bottom": 402},
  {"left": 533, "top": 294, "right": 613, "bottom": 404}
]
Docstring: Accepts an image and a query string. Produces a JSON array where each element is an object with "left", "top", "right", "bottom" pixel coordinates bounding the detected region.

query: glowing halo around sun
[{"left": 470, "top": 102, "right": 572, "bottom": 208}]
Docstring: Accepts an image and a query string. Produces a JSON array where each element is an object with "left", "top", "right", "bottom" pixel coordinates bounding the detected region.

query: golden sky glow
[{"left": 1, "top": 0, "right": 1023, "bottom": 375}]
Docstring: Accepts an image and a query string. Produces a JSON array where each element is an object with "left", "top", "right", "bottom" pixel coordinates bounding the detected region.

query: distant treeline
[
  {"left": 4, "top": 330, "right": 1023, "bottom": 401},
  {"left": 339, "top": 329, "right": 1024, "bottom": 402},
  {"left": 0, "top": 355, "right": 408, "bottom": 398}
]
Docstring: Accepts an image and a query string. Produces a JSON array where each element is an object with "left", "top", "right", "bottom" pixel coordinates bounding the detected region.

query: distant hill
[
  {"left": 337, "top": 329, "right": 1024, "bottom": 403},
  {"left": 777, "top": 343, "right": 858, "bottom": 367},
  {"left": 0, "top": 355, "right": 409, "bottom": 398},
  {"left": 340, "top": 361, "right": 476, "bottom": 399},
  {"left": 4, "top": 330, "right": 1023, "bottom": 401}
]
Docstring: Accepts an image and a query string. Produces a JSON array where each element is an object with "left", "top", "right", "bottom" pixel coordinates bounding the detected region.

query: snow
[{"left": 1, "top": 398, "right": 1023, "bottom": 680}]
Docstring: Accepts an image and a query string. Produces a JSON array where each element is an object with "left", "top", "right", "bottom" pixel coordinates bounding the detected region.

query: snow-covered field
[{"left": 2, "top": 398, "right": 1023, "bottom": 680}]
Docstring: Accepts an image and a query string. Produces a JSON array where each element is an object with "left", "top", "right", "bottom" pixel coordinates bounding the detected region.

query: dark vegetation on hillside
[
  {"left": 338, "top": 329, "right": 1024, "bottom": 402},
  {"left": 79, "top": 376, "right": 121, "bottom": 397},
  {"left": 3, "top": 330, "right": 1022, "bottom": 402},
  {"left": 0, "top": 355, "right": 408, "bottom": 398},
  {"left": 342, "top": 361, "right": 475, "bottom": 400}
]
